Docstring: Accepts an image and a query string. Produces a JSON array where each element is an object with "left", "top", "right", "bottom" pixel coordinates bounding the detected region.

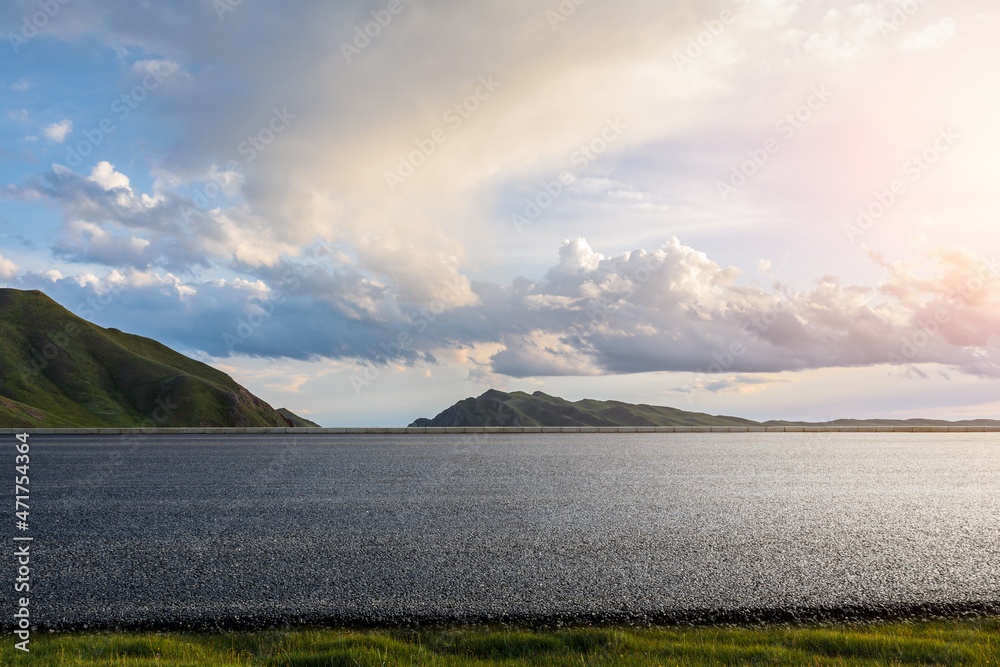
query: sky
[{"left": 1, "top": 0, "right": 999, "bottom": 426}]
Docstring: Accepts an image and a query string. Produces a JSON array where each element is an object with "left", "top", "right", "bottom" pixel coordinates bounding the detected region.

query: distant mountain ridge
[
  {"left": 0, "top": 288, "right": 316, "bottom": 428},
  {"left": 410, "top": 389, "right": 1000, "bottom": 428}
]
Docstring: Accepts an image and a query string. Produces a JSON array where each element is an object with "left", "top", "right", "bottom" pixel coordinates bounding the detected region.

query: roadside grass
[{"left": 1, "top": 618, "right": 997, "bottom": 666}]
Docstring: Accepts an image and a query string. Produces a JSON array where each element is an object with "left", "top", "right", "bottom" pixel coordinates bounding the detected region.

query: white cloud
[
  {"left": 130, "top": 59, "right": 182, "bottom": 77},
  {"left": 472, "top": 238, "right": 1000, "bottom": 380},
  {"left": 89, "top": 161, "right": 132, "bottom": 191},
  {"left": 42, "top": 120, "right": 73, "bottom": 143},
  {"left": 55, "top": 220, "right": 152, "bottom": 267},
  {"left": 743, "top": 0, "right": 801, "bottom": 29},
  {"left": 204, "top": 207, "right": 301, "bottom": 268},
  {"left": 794, "top": 7, "right": 885, "bottom": 62},
  {"left": 570, "top": 178, "right": 624, "bottom": 196},
  {"left": 0, "top": 255, "right": 20, "bottom": 281},
  {"left": 898, "top": 18, "right": 957, "bottom": 51},
  {"left": 687, "top": 373, "right": 793, "bottom": 396},
  {"left": 555, "top": 238, "right": 605, "bottom": 274},
  {"left": 14, "top": 165, "right": 294, "bottom": 270},
  {"left": 608, "top": 189, "right": 646, "bottom": 201}
]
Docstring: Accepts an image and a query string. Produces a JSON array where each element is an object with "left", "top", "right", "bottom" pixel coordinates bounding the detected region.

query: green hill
[
  {"left": 409, "top": 389, "right": 760, "bottom": 427},
  {"left": 277, "top": 408, "right": 321, "bottom": 428},
  {"left": 410, "top": 388, "right": 1000, "bottom": 428},
  {"left": 0, "top": 288, "right": 313, "bottom": 428}
]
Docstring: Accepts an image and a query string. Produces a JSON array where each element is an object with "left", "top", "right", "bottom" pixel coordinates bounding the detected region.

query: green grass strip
[{"left": 1, "top": 618, "right": 997, "bottom": 666}]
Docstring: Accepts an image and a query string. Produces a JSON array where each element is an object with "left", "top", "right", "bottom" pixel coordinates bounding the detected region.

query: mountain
[
  {"left": 410, "top": 389, "right": 1000, "bottom": 428},
  {"left": 409, "top": 389, "right": 760, "bottom": 427},
  {"left": 0, "top": 288, "right": 315, "bottom": 428},
  {"left": 277, "top": 408, "right": 321, "bottom": 428}
]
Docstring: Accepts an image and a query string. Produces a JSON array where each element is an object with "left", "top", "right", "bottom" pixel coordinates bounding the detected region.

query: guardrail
[{"left": 1, "top": 426, "right": 998, "bottom": 435}]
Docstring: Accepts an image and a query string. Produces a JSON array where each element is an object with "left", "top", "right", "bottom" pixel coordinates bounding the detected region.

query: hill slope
[
  {"left": 410, "top": 389, "right": 760, "bottom": 427},
  {"left": 277, "top": 408, "right": 321, "bottom": 428},
  {"left": 410, "top": 389, "right": 1000, "bottom": 428},
  {"left": 0, "top": 288, "right": 311, "bottom": 428}
]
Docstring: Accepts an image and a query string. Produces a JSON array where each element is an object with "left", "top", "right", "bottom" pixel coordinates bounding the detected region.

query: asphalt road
[{"left": 12, "top": 433, "right": 1000, "bottom": 630}]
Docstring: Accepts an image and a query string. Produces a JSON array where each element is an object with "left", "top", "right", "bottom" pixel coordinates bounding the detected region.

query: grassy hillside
[
  {"left": 0, "top": 288, "right": 297, "bottom": 428},
  {"left": 410, "top": 389, "right": 759, "bottom": 427},
  {"left": 411, "top": 388, "right": 1000, "bottom": 428},
  {"left": 277, "top": 408, "right": 321, "bottom": 428}
]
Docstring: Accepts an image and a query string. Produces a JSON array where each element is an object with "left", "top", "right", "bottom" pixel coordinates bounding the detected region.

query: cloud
[
  {"left": 898, "top": 18, "right": 957, "bottom": 51},
  {"left": 490, "top": 331, "right": 601, "bottom": 377},
  {"left": 9, "top": 236, "right": 997, "bottom": 385},
  {"left": 464, "top": 238, "right": 1000, "bottom": 380},
  {"left": 53, "top": 220, "right": 152, "bottom": 268},
  {"left": 6, "top": 0, "right": 989, "bottom": 309},
  {"left": 789, "top": 5, "right": 887, "bottom": 63},
  {"left": 130, "top": 58, "right": 182, "bottom": 78},
  {"left": 0, "top": 0, "right": 740, "bottom": 307},
  {"left": 42, "top": 120, "right": 73, "bottom": 143},
  {"left": 89, "top": 161, "right": 132, "bottom": 191},
  {"left": 8, "top": 258, "right": 425, "bottom": 364},
  {"left": 685, "top": 373, "right": 793, "bottom": 396},
  {"left": 555, "top": 237, "right": 604, "bottom": 274},
  {"left": 8, "top": 164, "right": 308, "bottom": 271},
  {"left": 0, "top": 254, "right": 20, "bottom": 281}
]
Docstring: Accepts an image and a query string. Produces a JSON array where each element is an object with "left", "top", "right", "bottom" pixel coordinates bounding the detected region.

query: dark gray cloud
[{"left": 8, "top": 236, "right": 999, "bottom": 381}]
